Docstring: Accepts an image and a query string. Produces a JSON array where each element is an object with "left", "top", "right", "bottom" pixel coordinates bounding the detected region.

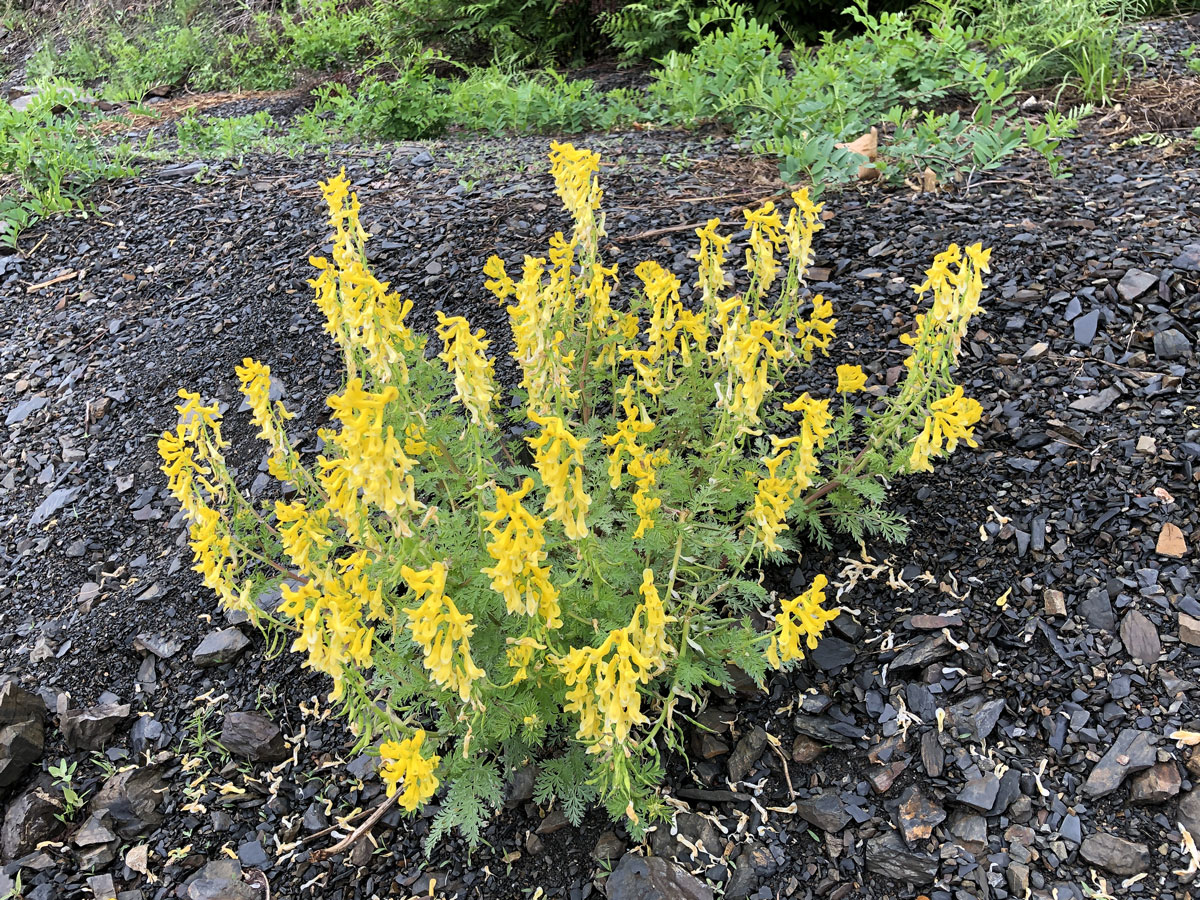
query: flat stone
[
  {"left": 1154, "top": 328, "right": 1191, "bottom": 361},
  {"left": 1116, "top": 268, "right": 1156, "bottom": 301},
  {"left": 5, "top": 396, "right": 48, "bottom": 426},
  {"left": 1083, "top": 729, "right": 1157, "bottom": 798},
  {"left": 29, "top": 485, "right": 82, "bottom": 527},
  {"left": 727, "top": 725, "right": 767, "bottom": 783},
  {"left": 187, "top": 860, "right": 257, "bottom": 900},
  {"left": 1179, "top": 613, "right": 1200, "bottom": 647},
  {"left": 1157, "top": 523, "right": 1188, "bottom": 558},
  {"left": 1119, "top": 610, "right": 1161, "bottom": 663},
  {"left": 220, "top": 711, "right": 287, "bottom": 762},
  {"left": 1022, "top": 341, "right": 1049, "bottom": 361},
  {"left": 1, "top": 776, "right": 65, "bottom": 860},
  {"left": 1073, "top": 309, "right": 1100, "bottom": 346},
  {"left": 866, "top": 759, "right": 907, "bottom": 794},
  {"left": 1043, "top": 589, "right": 1067, "bottom": 617},
  {"left": 192, "top": 627, "right": 250, "bottom": 667},
  {"left": 889, "top": 634, "right": 952, "bottom": 671},
  {"left": 946, "top": 695, "right": 1006, "bottom": 743},
  {"left": 1079, "top": 587, "right": 1116, "bottom": 632},
  {"left": 236, "top": 839, "right": 269, "bottom": 868},
  {"left": 865, "top": 832, "right": 938, "bottom": 884},
  {"left": 591, "top": 831, "right": 625, "bottom": 862},
  {"left": 896, "top": 785, "right": 945, "bottom": 844},
  {"left": 132, "top": 633, "right": 183, "bottom": 659},
  {"left": 605, "top": 853, "right": 713, "bottom": 900},
  {"left": 957, "top": 774, "right": 1000, "bottom": 812},
  {"left": 88, "top": 765, "right": 166, "bottom": 839},
  {"left": 1171, "top": 243, "right": 1200, "bottom": 271},
  {"left": 1178, "top": 788, "right": 1200, "bottom": 836},
  {"left": 1006, "top": 862, "right": 1030, "bottom": 897},
  {"left": 948, "top": 809, "right": 987, "bottom": 854},
  {"left": 810, "top": 636, "right": 855, "bottom": 671},
  {"left": 87, "top": 874, "right": 117, "bottom": 900},
  {"left": 1079, "top": 833, "right": 1150, "bottom": 875},
  {"left": 794, "top": 791, "right": 850, "bottom": 833},
  {"left": 1069, "top": 387, "right": 1121, "bottom": 414},
  {"left": 791, "top": 735, "right": 824, "bottom": 763},
  {"left": 74, "top": 812, "right": 118, "bottom": 848},
  {"left": 60, "top": 703, "right": 131, "bottom": 751},
  {"left": 1129, "top": 762, "right": 1181, "bottom": 805}
]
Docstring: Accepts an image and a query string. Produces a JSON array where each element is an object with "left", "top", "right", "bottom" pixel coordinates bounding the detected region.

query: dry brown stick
[
  {"left": 308, "top": 792, "right": 400, "bottom": 863},
  {"left": 768, "top": 738, "right": 795, "bottom": 801}
]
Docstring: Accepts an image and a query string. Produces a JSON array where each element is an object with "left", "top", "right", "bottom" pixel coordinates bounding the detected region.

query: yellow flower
[
  {"left": 402, "top": 562, "right": 486, "bottom": 702},
  {"left": 379, "top": 731, "right": 440, "bottom": 811},
  {"left": 767, "top": 574, "right": 838, "bottom": 668},
  {"left": 797, "top": 294, "right": 837, "bottom": 361},
  {"left": 835, "top": 364, "right": 867, "bottom": 394},
  {"left": 909, "top": 386, "right": 982, "bottom": 473},
  {"left": 750, "top": 448, "right": 795, "bottom": 552},
  {"left": 274, "top": 500, "right": 332, "bottom": 575},
  {"left": 436, "top": 311, "right": 498, "bottom": 430},
  {"left": 527, "top": 412, "right": 590, "bottom": 540},
  {"left": 693, "top": 218, "right": 731, "bottom": 310},
  {"left": 554, "top": 570, "right": 673, "bottom": 752},
  {"left": 548, "top": 141, "right": 604, "bottom": 255},
  {"left": 482, "top": 478, "right": 562, "bottom": 629},
  {"left": 322, "top": 379, "right": 422, "bottom": 537},
  {"left": 744, "top": 201, "right": 783, "bottom": 294}
]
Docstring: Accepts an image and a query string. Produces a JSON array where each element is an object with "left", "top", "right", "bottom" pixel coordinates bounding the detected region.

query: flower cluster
[
  {"left": 380, "top": 730, "right": 441, "bottom": 811},
  {"left": 767, "top": 574, "right": 839, "bottom": 668},
  {"left": 402, "top": 562, "right": 486, "bottom": 703},
  {"left": 527, "top": 412, "right": 591, "bottom": 540},
  {"left": 482, "top": 478, "right": 562, "bottom": 629},
  {"left": 555, "top": 570, "right": 673, "bottom": 752}
]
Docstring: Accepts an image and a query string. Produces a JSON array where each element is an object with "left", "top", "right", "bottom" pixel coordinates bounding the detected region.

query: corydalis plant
[{"left": 158, "top": 142, "right": 988, "bottom": 845}]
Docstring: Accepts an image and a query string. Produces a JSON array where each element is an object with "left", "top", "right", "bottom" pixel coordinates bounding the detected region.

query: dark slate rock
[
  {"left": 1079, "top": 833, "right": 1150, "bottom": 875},
  {"left": 237, "top": 839, "right": 269, "bottom": 868},
  {"left": 957, "top": 774, "right": 1000, "bottom": 812},
  {"left": 88, "top": 765, "right": 166, "bottom": 839},
  {"left": 1170, "top": 243, "right": 1200, "bottom": 271},
  {"left": 810, "top": 636, "right": 855, "bottom": 672},
  {"left": 727, "top": 725, "right": 768, "bottom": 783},
  {"left": 896, "top": 785, "right": 945, "bottom": 844},
  {"left": 606, "top": 853, "right": 714, "bottom": 900},
  {"left": 1119, "top": 610, "right": 1161, "bottom": 663},
  {"left": 1073, "top": 309, "right": 1100, "bottom": 346},
  {"left": 1178, "top": 788, "right": 1200, "bottom": 837},
  {"left": 220, "top": 711, "right": 287, "bottom": 762},
  {"left": 865, "top": 832, "right": 938, "bottom": 884},
  {"left": 1116, "top": 268, "right": 1156, "bottom": 301},
  {"left": 1082, "top": 729, "right": 1157, "bottom": 798},
  {"left": 1, "top": 776, "right": 65, "bottom": 860},
  {"left": 794, "top": 792, "right": 850, "bottom": 833},
  {"left": 192, "top": 627, "right": 250, "bottom": 667},
  {"left": 1154, "top": 328, "right": 1191, "bottom": 360},
  {"left": 1079, "top": 588, "right": 1116, "bottom": 632},
  {"left": 187, "top": 859, "right": 258, "bottom": 900},
  {"left": 1129, "top": 762, "right": 1180, "bottom": 805},
  {"left": 0, "top": 682, "right": 44, "bottom": 787},
  {"left": 60, "top": 703, "right": 131, "bottom": 751},
  {"left": 889, "top": 634, "right": 952, "bottom": 671},
  {"left": 945, "top": 695, "right": 1005, "bottom": 742}
]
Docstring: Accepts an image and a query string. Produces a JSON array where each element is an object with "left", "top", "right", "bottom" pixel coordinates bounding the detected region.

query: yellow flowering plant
[{"left": 158, "top": 141, "right": 988, "bottom": 846}]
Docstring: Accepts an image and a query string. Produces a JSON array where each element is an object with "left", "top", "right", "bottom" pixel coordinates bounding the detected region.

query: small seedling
[{"left": 49, "top": 758, "right": 86, "bottom": 822}]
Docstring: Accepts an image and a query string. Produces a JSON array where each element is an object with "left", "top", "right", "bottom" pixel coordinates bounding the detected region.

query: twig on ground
[{"left": 308, "top": 792, "right": 400, "bottom": 863}]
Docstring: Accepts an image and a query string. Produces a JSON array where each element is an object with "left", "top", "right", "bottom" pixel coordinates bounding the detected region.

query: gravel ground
[{"left": 1, "top": 26, "right": 1199, "bottom": 900}]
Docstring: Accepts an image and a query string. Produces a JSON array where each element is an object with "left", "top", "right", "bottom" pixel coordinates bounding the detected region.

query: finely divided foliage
[{"left": 158, "top": 143, "right": 988, "bottom": 842}]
